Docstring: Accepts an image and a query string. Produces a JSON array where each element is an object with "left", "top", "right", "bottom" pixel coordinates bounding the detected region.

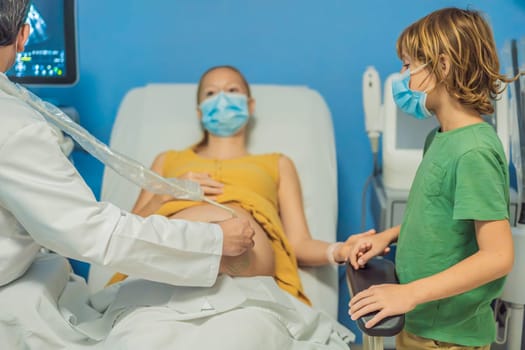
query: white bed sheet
[{"left": 0, "top": 253, "right": 355, "bottom": 349}]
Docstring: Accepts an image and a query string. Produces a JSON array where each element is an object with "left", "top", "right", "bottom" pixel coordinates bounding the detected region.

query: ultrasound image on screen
[
  {"left": 8, "top": 3, "right": 65, "bottom": 79},
  {"left": 26, "top": 4, "right": 49, "bottom": 46},
  {"left": 6, "top": 0, "right": 77, "bottom": 85}
]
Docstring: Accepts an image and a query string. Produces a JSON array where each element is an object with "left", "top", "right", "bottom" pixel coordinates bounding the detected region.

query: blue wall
[{"left": 33, "top": 0, "right": 525, "bottom": 343}]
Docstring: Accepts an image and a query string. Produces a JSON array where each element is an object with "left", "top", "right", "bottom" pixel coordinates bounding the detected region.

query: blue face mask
[
  {"left": 199, "top": 92, "right": 249, "bottom": 137},
  {"left": 391, "top": 66, "right": 433, "bottom": 120}
]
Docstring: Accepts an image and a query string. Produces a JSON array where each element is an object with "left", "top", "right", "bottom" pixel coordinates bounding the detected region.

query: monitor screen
[{"left": 6, "top": 0, "right": 77, "bottom": 85}]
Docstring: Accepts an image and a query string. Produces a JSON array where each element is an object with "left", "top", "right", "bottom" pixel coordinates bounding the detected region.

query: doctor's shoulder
[{"left": 0, "top": 93, "right": 48, "bottom": 144}]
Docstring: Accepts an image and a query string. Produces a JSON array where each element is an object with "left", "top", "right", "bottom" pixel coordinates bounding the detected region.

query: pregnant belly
[
  {"left": 170, "top": 203, "right": 276, "bottom": 276},
  {"left": 169, "top": 202, "right": 249, "bottom": 223}
]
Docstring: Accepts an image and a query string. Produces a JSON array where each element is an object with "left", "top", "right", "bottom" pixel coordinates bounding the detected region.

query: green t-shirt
[{"left": 396, "top": 122, "right": 509, "bottom": 346}]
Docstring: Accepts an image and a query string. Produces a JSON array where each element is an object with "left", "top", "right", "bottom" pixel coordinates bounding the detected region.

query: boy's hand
[
  {"left": 335, "top": 229, "right": 376, "bottom": 263},
  {"left": 348, "top": 283, "right": 416, "bottom": 328},
  {"left": 348, "top": 231, "right": 391, "bottom": 270}
]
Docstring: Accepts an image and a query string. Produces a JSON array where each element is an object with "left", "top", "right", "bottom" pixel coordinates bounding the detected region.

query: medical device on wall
[
  {"left": 363, "top": 67, "right": 382, "bottom": 158},
  {"left": 6, "top": 0, "right": 78, "bottom": 86}
]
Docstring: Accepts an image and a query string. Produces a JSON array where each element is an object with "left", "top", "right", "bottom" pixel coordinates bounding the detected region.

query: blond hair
[
  {"left": 397, "top": 7, "right": 522, "bottom": 115},
  {"left": 196, "top": 65, "right": 251, "bottom": 104}
]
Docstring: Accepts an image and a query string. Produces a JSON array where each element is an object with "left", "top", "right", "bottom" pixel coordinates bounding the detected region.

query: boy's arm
[
  {"left": 410, "top": 219, "right": 513, "bottom": 302},
  {"left": 349, "top": 219, "right": 514, "bottom": 328}
]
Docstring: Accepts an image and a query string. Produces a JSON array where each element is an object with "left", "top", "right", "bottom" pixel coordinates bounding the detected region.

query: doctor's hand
[
  {"left": 218, "top": 217, "right": 256, "bottom": 256},
  {"left": 180, "top": 172, "right": 224, "bottom": 199},
  {"left": 348, "top": 283, "right": 416, "bottom": 328}
]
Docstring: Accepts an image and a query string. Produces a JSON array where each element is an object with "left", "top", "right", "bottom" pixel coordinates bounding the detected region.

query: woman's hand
[
  {"left": 348, "top": 283, "right": 416, "bottom": 328},
  {"left": 180, "top": 171, "right": 224, "bottom": 199}
]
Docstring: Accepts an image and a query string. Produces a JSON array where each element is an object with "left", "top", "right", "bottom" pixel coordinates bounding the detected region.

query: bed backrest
[{"left": 88, "top": 84, "right": 339, "bottom": 318}]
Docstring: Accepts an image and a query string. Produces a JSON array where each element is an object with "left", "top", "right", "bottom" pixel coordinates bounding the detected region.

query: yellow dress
[{"left": 109, "top": 148, "right": 310, "bottom": 305}]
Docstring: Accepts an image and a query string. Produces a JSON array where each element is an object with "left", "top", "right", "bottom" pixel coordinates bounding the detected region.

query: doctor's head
[
  {"left": 396, "top": 7, "right": 504, "bottom": 116},
  {"left": 195, "top": 66, "right": 256, "bottom": 146},
  {"left": 0, "top": 0, "right": 31, "bottom": 72}
]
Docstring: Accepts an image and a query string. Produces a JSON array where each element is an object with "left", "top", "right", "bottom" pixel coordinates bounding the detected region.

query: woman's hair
[
  {"left": 194, "top": 65, "right": 251, "bottom": 149},
  {"left": 396, "top": 7, "right": 520, "bottom": 115},
  {"left": 196, "top": 65, "right": 251, "bottom": 104},
  {"left": 0, "top": 0, "right": 31, "bottom": 46}
]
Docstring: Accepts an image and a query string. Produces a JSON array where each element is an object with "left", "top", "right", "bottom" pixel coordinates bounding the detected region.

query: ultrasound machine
[{"left": 7, "top": 0, "right": 77, "bottom": 86}]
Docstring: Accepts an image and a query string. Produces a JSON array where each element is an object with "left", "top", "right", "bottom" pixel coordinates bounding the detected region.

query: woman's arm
[
  {"left": 277, "top": 155, "right": 329, "bottom": 266},
  {"left": 277, "top": 155, "right": 373, "bottom": 266},
  {"left": 349, "top": 219, "right": 514, "bottom": 328}
]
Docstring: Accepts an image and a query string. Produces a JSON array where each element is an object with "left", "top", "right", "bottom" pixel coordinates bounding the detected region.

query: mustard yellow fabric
[{"left": 110, "top": 148, "right": 310, "bottom": 305}]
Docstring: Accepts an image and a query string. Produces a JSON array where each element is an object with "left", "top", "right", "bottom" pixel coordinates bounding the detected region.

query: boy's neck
[{"left": 434, "top": 93, "right": 483, "bottom": 132}]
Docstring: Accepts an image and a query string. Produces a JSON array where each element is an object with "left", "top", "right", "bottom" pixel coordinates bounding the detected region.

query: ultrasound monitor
[{"left": 6, "top": 0, "right": 77, "bottom": 85}]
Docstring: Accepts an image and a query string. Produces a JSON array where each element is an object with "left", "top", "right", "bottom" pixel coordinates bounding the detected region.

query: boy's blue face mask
[
  {"left": 391, "top": 64, "right": 433, "bottom": 120},
  {"left": 199, "top": 92, "right": 249, "bottom": 137}
]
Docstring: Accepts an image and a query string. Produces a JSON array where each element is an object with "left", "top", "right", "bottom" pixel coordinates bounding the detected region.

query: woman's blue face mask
[
  {"left": 199, "top": 92, "right": 249, "bottom": 137},
  {"left": 391, "top": 64, "right": 433, "bottom": 120}
]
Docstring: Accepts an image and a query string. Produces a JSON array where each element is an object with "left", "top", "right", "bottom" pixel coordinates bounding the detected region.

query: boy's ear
[{"left": 438, "top": 54, "right": 451, "bottom": 78}]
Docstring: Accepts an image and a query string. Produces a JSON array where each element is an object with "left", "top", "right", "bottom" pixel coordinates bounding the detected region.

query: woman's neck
[{"left": 197, "top": 134, "right": 248, "bottom": 159}]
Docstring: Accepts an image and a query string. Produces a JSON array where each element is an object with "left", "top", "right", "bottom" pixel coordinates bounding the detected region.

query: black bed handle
[{"left": 346, "top": 257, "right": 405, "bottom": 337}]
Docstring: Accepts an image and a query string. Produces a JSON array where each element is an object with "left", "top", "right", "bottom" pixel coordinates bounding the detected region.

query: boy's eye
[{"left": 228, "top": 87, "right": 240, "bottom": 93}]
